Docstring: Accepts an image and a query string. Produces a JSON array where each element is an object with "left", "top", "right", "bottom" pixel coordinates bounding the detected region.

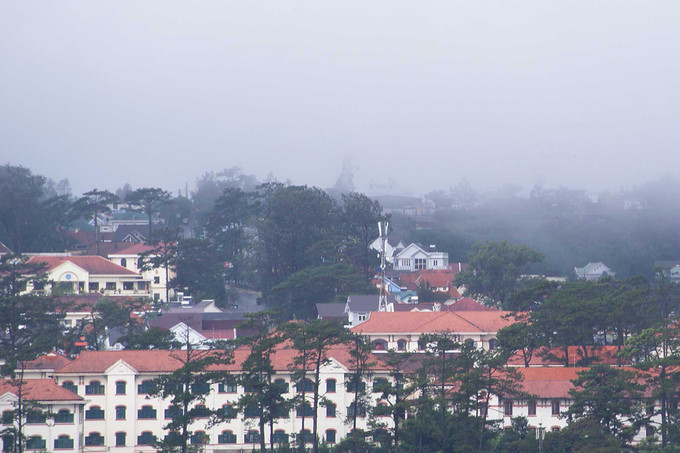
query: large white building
[{"left": 108, "top": 244, "right": 176, "bottom": 303}]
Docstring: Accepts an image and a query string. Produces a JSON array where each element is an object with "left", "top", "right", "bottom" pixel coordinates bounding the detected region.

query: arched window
[
  {"left": 221, "top": 404, "right": 235, "bottom": 418},
  {"left": 191, "top": 431, "right": 208, "bottom": 445},
  {"left": 85, "top": 406, "right": 105, "bottom": 420},
  {"left": 115, "top": 406, "right": 126, "bottom": 420},
  {"left": 120, "top": 258, "right": 127, "bottom": 268},
  {"left": 26, "top": 411, "right": 46, "bottom": 424},
  {"left": 274, "top": 378, "right": 289, "bottom": 393},
  {"left": 296, "top": 402, "right": 313, "bottom": 417},
  {"left": 54, "top": 435, "right": 74, "bottom": 449},
  {"left": 55, "top": 409, "right": 73, "bottom": 424},
  {"left": 218, "top": 431, "right": 236, "bottom": 444},
  {"left": 272, "top": 430, "right": 288, "bottom": 444},
  {"left": 397, "top": 339, "right": 407, "bottom": 351},
  {"left": 325, "top": 429, "right": 336, "bottom": 444},
  {"left": 85, "top": 380, "right": 104, "bottom": 395},
  {"left": 26, "top": 436, "right": 46, "bottom": 450},
  {"left": 193, "top": 405, "right": 210, "bottom": 418},
  {"left": 326, "top": 379, "right": 336, "bottom": 393},
  {"left": 115, "top": 432, "right": 126, "bottom": 447},
  {"left": 137, "top": 432, "right": 156, "bottom": 445},
  {"left": 61, "top": 381, "right": 77, "bottom": 394},
  {"left": 116, "top": 380, "right": 127, "bottom": 394},
  {"left": 373, "top": 339, "right": 388, "bottom": 350},
  {"left": 138, "top": 379, "right": 153, "bottom": 394},
  {"left": 244, "top": 404, "right": 259, "bottom": 418},
  {"left": 85, "top": 432, "right": 104, "bottom": 446},
  {"left": 326, "top": 402, "right": 336, "bottom": 417},
  {"left": 295, "top": 378, "right": 314, "bottom": 393},
  {"left": 296, "top": 429, "right": 313, "bottom": 444},
  {"left": 244, "top": 430, "right": 260, "bottom": 444},
  {"left": 138, "top": 405, "right": 157, "bottom": 419}
]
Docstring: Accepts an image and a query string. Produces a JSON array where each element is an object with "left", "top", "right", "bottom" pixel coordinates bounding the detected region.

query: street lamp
[{"left": 536, "top": 423, "right": 545, "bottom": 453}]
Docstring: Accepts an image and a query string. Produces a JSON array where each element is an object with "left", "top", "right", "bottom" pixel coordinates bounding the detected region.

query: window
[
  {"left": 373, "top": 339, "right": 388, "bottom": 350},
  {"left": 504, "top": 401, "right": 513, "bottom": 417},
  {"left": 154, "top": 276, "right": 160, "bottom": 284},
  {"left": 272, "top": 430, "right": 288, "bottom": 444},
  {"left": 85, "top": 406, "right": 104, "bottom": 420},
  {"left": 2, "top": 411, "right": 13, "bottom": 425},
  {"left": 192, "top": 382, "right": 210, "bottom": 394},
  {"left": 296, "top": 429, "right": 313, "bottom": 444},
  {"left": 62, "top": 381, "right": 77, "bottom": 394},
  {"left": 120, "top": 258, "right": 127, "bottom": 268},
  {"left": 347, "top": 380, "right": 366, "bottom": 393},
  {"left": 89, "top": 282, "right": 99, "bottom": 291},
  {"left": 244, "top": 405, "right": 259, "bottom": 418},
  {"left": 106, "top": 282, "right": 116, "bottom": 291},
  {"left": 138, "top": 405, "right": 157, "bottom": 419},
  {"left": 275, "top": 378, "right": 289, "bottom": 393},
  {"left": 326, "top": 379, "right": 336, "bottom": 393},
  {"left": 528, "top": 400, "right": 536, "bottom": 416},
  {"left": 26, "top": 411, "right": 46, "bottom": 424},
  {"left": 123, "top": 281, "right": 134, "bottom": 291},
  {"left": 373, "top": 377, "right": 388, "bottom": 392},
  {"left": 295, "top": 378, "right": 315, "bottom": 393},
  {"left": 85, "top": 433, "right": 104, "bottom": 446},
  {"left": 193, "top": 405, "right": 210, "bottom": 418},
  {"left": 326, "top": 403, "right": 336, "bottom": 417},
  {"left": 218, "top": 430, "right": 236, "bottom": 444},
  {"left": 165, "top": 406, "right": 182, "bottom": 419},
  {"left": 551, "top": 427, "right": 560, "bottom": 432},
  {"left": 191, "top": 432, "right": 208, "bottom": 445},
  {"left": 488, "top": 338, "right": 497, "bottom": 350},
  {"left": 218, "top": 382, "right": 237, "bottom": 393},
  {"left": 358, "top": 314, "right": 367, "bottom": 322},
  {"left": 115, "top": 432, "right": 126, "bottom": 447},
  {"left": 375, "top": 402, "right": 390, "bottom": 416},
  {"left": 296, "top": 403, "right": 313, "bottom": 417},
  {"left": 221, "top": 404, "right": 235, "bottom": 418},
  {"left": 138, "top": 380, "right": 154, "bottom": 394},
  {"left": 397, "top": 339, "right": 407, "bottom": 351},
  {"left": 551, "top": 400, "right": 560, "bottom": 415},
  {"left": 415, "top": 258, "right": 426, "bottom": 270},
  {"left": 116, "top": 381, "right": 127, "bottom": 395},
  {"left": 347, "top": 404, "right": 367, "bottom": 418},
  {"left": 55, "top": 409, "right": 74, "bottom": 424},
  {"left": 245, "top": 430, "right": 260, "bottom": 444},
  {"left": 26, "top": 436, "right": 46, "bottom": 450},
  {"left": 54, "top": 435, "right": 74, "bottom": 449},
  {"left": 115, "top": 406, "right": 126, "bottom": 420},
  {"left": 137, "top": 432, "right": 156, "bottom": 446},
  {"left": 325, "top": 429, "right": 336, "bottom": 444},
  {"left": 85, "top": 380, "right": 104, "bottom": 395}
]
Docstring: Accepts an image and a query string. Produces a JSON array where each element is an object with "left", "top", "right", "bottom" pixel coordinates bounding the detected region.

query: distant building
[
  {"left": 392, "top": 243, "right": 449, "bottom": 272},
  {"left": 574, "top": 262, "right": 615, "bottom": 281}
]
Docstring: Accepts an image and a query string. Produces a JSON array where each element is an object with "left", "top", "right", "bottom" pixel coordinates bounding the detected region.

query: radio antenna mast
[{"left": 378, "top": 220, "right": 389, "bottom": 312}]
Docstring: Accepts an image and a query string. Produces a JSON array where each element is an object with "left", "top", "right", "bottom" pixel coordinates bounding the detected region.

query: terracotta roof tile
[
  {"left": 28, "top": 255, "right": 139, "bottom": 276},
  {"left": 0, "top": 379, "right": 82, "bottom": 401},
  {"left": 22, "top": 352, "right": 72, "bottom": 371},
  {"left": 351, "top": 310, "right": 515, "bottom": 334}
]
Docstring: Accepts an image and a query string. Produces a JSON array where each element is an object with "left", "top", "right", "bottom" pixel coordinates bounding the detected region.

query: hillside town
[{"left": 2, "top": 166, "right": 680, "bottom": 453}]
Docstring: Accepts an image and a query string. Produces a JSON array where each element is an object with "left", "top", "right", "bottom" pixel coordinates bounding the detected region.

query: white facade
[
  {"left": 392, "top": 244, "right": 449, "bottom": 271},
  {"left": 109, "top": 248, "right": 176, "bottom": 303}
]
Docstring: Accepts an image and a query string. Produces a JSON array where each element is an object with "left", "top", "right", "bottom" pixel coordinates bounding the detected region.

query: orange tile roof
[
  {"left": 55, "top": 343, "right": 390, "bottom": 375},
  {"left": 514, "top": 367, "right": 584, "bottom": 398},
  {"left": 22, "top": 352, "right": 72, "bottom": 371},
  {"left": 351, "top": 310, "right": 515, "bottom": 334},
  {"left": 0, "top": 379, "right": 82, "bottom": 401},
  {"left": 28, "top": 255, "right": 139, "bottom": 276}
]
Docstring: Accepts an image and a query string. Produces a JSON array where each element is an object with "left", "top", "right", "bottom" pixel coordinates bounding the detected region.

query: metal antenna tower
[{"left": 378, "top": 220, "right": 389, "bottom": 312}]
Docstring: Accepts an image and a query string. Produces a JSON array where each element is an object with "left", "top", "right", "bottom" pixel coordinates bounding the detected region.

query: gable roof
[
  {"left": 346, "top": 294, "right": 398, "bottom": 312},
  {"left": 22, "top": 352, "right": 72, "bottom": 372},
  {"left": 108, "top": 244, "right": 156, "bottom": 257},
  {"left": 351, "top": 310, "right": 515, "bottom": 334},
  {"left": 0, "top": 379, "right": 82, "bottom": 401},
  {"left": 112, "top": 225, "right": 147, "bottom": 243},
  {"left": 0, "top": 242, "right": 13, "bottom": 254},
  {"left": 27, "top": 255, "right": 139, "bottom": 276},
  {"left": 316, "top": 303, "right": 346, "bottom": 319}
]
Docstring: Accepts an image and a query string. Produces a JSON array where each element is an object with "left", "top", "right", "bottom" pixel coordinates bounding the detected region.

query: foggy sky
[{"left": 1, "top": 1, "right": 679, "bottom": 197}]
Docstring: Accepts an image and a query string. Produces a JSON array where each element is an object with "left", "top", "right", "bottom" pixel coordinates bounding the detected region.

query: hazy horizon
[{"left": 2, "top": 1, "right": 679, "bottom": 197}]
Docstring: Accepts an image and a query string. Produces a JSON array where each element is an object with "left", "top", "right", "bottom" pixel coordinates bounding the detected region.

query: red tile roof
[
  {"left": 0, "top": 379, "right": 82, "bottom": 401},
  {"left": 351, "top": 310, "right": 515, "bottom": 334},
  {"left": 28, "top": 255, "right": 139, "bottom": 276},
  {"left": 514, "top": 367, "right": 584, "bottom": 398},
  {"left": 55, "top": 343, "right": 390, "bottom": 375},
  {"left": 508, "top": 346, "right": 628, "bottom": 367},
  {"left": 22, "top": 352, "right": 72, "bottom": 371}
]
